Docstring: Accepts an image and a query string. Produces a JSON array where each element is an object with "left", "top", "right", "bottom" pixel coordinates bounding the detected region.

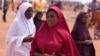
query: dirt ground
[{"left": 0, "top": 8, "right": 100, "bottom": 56}]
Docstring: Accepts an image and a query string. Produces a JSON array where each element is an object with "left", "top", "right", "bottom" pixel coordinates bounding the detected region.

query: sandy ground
[{"left": 0, "top": 8, "right": 100, "bottom": 56}]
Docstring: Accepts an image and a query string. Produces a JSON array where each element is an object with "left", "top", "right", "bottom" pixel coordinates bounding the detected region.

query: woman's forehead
[
  {"left": 19, "top": 3, "right": 32, "bottom": 12},
  {"left": 47, "top": 10, "right": 58, "bottom": 16},
  {"left": 26, "top": 7, "right": 33, "bottom": 10},
  {"left": 48, "top": 10, "right": 56, "bottom": 14}
]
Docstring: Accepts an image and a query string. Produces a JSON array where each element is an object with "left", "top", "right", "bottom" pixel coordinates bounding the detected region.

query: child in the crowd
[
  {"left": 94, "top": 8, "right": 100, "bottom": 39},
  {"left": 33, "top": 11, "right": 44, "bottom": 31}
]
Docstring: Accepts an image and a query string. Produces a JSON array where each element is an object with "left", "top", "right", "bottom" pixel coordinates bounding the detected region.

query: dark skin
[
  {"left": 23, "top": 34, "right": 33, "bottom": 42},
  {"left": 25, "top": 7, "right": 33, "bottom": 19},
  {"left": 34, "top": 12, "right": 43, "bottom": 20},
  {"left": 94, "top": 10, "right": 100, "bottom": 22},
  {"left": 23, "top": 7, "right": 33, "bottom": 42},
  {"left": 37, "top": 13, "right": 43, "bottom": 20},
  {"left": 87, "top": 11, "right": 92, "bottom": 24},
  {"left": 94, "top": 10, "right": 100, "bottom": 30},
  {"left": 82, "top": 14, "right": 88, "bottom": 24},
  {"left": 46, "top": 10, "right": 58, "bottom": 27}
]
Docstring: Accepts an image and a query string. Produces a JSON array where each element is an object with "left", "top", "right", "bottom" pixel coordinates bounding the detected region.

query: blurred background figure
[
  {"left": 29, "top": 0, "right": 33, "bottom": 4},
  {"left": 2, "top": 0, "right": 10, "bottom": 22},
  {"left": 11, "top": 0, "right": 16, "bottom": 11},
  {"left": 0, "top": 0, "right": 2, "bottom": 9},
  {"left": 89, "top": 0, "right": 98, "bottom": 26},
  {"left": 73, "top": 3, "right": 79, "bottom": 12},
  {"left": 32, "top": 0, "right": 37, "bottom": 11},
  {"left": 55, "top": 0, "right": 62, "bottom": 9},
  {"left": 83, "top": 4, "right": 88, "bottom": 12},
  {"left": 16, "top": 0, "right": 22, "bottom": 11},
  {"left": 87, "top": 8, "right": 93, "bottom": 28},
  {"left": 48, "top": 0, "right": 62, "bottom": 9},
  {"left": 94, "top": 8, "right": 100, "bottom": 39},
  {"left": 49, "top": 0, "right": 55, "bottom": 7},
  {"left": 33, "top": 11, "right": 44, "bottom": 31},
  {"left": 22, "top": 0, "right": 29, "bottom": 2}
]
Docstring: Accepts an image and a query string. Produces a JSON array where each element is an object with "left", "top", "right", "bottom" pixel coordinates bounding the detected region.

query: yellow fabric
[
  {"left": 35, "top": 1, "right": 44, "bottom": 11},
  {"left": 11, "top": 2, "right": 15, "bottom": 10}
]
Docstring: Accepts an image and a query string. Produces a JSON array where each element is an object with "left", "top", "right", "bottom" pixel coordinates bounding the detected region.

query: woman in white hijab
[{"left": 6, "top": 2, "right": 36, "bottom": 56}]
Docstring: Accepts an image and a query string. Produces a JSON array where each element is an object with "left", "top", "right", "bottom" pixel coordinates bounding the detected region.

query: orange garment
[
  {"left": 33, "top": 2, "right": 37, "bottom": 9},
  {"left": 35, "top": 0, "right": 44, "bottom": 11},
  {"left": 11, "top": 2, "right": 16, "bottom": 11}
]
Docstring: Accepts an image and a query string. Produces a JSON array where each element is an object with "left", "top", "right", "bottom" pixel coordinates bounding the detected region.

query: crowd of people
[
  {"left": 2, "top": 0, "right": 46, "bottom": 22},
  {"left": 4, "top": 0, "right": 100, "bottom": 56},
  {"left": 2, "top": 0, "right": 63, "bottom": 22}
]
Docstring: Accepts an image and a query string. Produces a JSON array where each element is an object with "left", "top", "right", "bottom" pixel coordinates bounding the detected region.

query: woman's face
[
  {"left": 25, "top": 7, "right": 33, "bottom": 19},
  {"left": 87, "top": 12, "right": 92, "bottom": 23},
  {"left": 82, "top": 14, "right": 88, "bottom": 24},
  {"left": 37, "top": 13, "right": 43, "bottom": 20},
  {"left": 46, "top": 10, "right": 58, "bottom": 27},
  {"left": 94, "top": 10, "right": 100, "bottom": 21},
  {"left": 88, "top": 12, "right": 92, "bottom": 20}
]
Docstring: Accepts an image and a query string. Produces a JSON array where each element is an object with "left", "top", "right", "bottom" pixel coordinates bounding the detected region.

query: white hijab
[
  {"left": 15, "top": 2, "right": 35, "bottom": 35},
  {"left": 6, "top": 2, "right": 36, "bottom": 56}
]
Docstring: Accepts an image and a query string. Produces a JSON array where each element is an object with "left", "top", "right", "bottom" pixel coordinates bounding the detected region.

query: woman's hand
[
  {"left": 75, "top": 40, "right": 92, "bottom": 45},
  {"left": 43, "top": 53, "right": 56, "bottom": 56},
  {"left": 34, "top": 52, "right": 42, "bottom": 56},
  {"left": 34, "top": 52, "right": 56, "bottom": 56},
  {"left": 23, "top": 34, "right": 33, "bottom": 42}
]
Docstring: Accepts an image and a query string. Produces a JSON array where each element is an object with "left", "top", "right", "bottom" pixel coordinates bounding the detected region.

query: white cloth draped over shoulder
[{"left": 6, "top": 2, "right": 36, "bottom": 56}]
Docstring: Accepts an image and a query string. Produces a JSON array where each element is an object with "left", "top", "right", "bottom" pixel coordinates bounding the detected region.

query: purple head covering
[
  {"left": 71, "top": 12, "right": 91, "bottom": 41},
  {"left": 74, "top": 12, "right": 87, "bottom": 25},
  {"left": 92, "top": 0, "right": 97, "bottom": 3}
]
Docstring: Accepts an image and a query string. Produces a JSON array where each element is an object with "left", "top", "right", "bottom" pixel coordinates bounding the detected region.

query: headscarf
[
  {"left": 74, "top": 12, "right": 87, "bottom": 25},
  {"left": 14, "top": 2, "right": 36, "bottom": 35},
  {"left": 15, "top": 2, "right": 32, "bottom": 20},
  {"left": 6, "top": 2, "right": 36, "bottom": 56},
  {"left": 34, "top": 5, "right": 70, "bottom": 33},
  {"left": 30, "top": 6, "right": 80, "bottom": 56},
  {"left": 45, "top": 6, "right": 70, "bottom": 33},
  {"left": 71, "top": 12, "right": 91, "bottom": 41},
  {"left": 71, "top": 12, "right": 95, "bottom": 56}
]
